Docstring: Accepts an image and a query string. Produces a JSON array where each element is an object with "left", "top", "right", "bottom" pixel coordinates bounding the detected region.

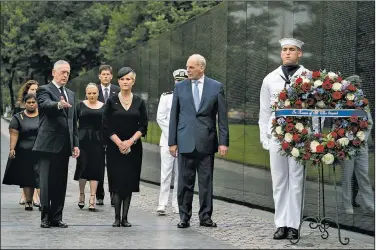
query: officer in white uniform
[
  {"left": 156, "top": 69, "right": 188, "bottom": 215},
  {"left": 259, "top": 38, "right": 307, "bottom": 240}
]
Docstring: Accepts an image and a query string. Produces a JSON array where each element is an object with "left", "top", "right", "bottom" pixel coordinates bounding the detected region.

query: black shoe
[
  {"left": 40, "top": 221, "right": 50, "bottom": 228},
  {"left": 352, "top": 201, "right": 360, "bottom": 207},
  {"left": 177, "top": 221, "right": 190, "bottom": 228},
  {"left": 200, "top": 219, "right": 217, "bottom": 227},
  {"left": 287, "top": 228, "right": 298, "bottom": 240},
  {"left": 25, "top": 202, "right": 33, "bottom": 211},
  {"left": 96, "top": 199, "right": 104, "bottom": 206},
  {"left": 50, "top": 221, "right": 68, "bottom": 228},
  {"left": 111, "top": 199, "right": 114, "bottom": 207},
  {"left": 273, "top": 227, "right": 287, "bottom": 240},
  {"left": 121, "top": 219, "right": 132, "bottom": 227},
  {"left": 112, "top": 220, "right": 120, "bottom": 227}
]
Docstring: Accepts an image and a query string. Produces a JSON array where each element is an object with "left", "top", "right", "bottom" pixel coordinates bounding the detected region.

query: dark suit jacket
[
  {"left": 97, "top": 84, "right": 120, "bottom": 103},
  {"left": 168, "top": 76, "right": 229, "bottom": 154},
  {"left": 32, "top": 83, "right": 79, "bottom": 154}
]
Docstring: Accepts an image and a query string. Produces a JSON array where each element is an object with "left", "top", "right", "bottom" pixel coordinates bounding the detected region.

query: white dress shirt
[
  {"left": 101, "top": 83, "right": 112, "bottom": 97},
  {"left": 52, "top": 80, "right": 68, "bottom": 102},
  {"left": 191, "top": 75, "right": 205, "bottom": 101}
]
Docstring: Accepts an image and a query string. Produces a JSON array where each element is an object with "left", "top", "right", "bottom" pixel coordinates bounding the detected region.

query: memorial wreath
[{"left": 271, "top": 70, "right": 370, "bottom": 166}]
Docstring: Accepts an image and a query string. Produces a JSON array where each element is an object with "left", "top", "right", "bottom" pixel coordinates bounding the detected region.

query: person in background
[
  {"left": 3, "top": 93, "right": 40, "bottom": 211},
  {"left": 74, "top": 83, "right": 105, "bottom": 212},
  {"left": 156, "top": 68, "right": 188, "bottom": 215}
]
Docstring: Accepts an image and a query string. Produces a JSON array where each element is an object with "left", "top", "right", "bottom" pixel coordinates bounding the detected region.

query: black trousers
[
  {"left": 38, "top": 146, "right": 70, "bottom": 223},
  {"left": 178, "top": 149, "right": 214, "bottom": 222},
  {"left": 96, "top": 146, "right": 112, "bottom": 200}
]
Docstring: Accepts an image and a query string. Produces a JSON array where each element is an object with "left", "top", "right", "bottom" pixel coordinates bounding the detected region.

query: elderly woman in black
[
  {"left": 3, "top": 93, "right": 39, "bottom": 211},
  {"left": 103, "top": 67, "right": 148, "bottom": 227}
]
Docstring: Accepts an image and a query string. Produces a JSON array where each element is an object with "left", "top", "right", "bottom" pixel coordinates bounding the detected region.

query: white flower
[
  {"left": 284, "top": 100, "right": 291, "bottom": 107},
  {"left": 316, "top": 100, "right": 325, "bottom": 108},
  {"left": 284, "top": 133, "right": 293, "bottom": 142},
  {"left": 301, "top": 102, "right": 306, "bottom": 108},
  {"left": 332, "top": 82, "right": 342, "bottom": 91},
  {"left": 314, "top": 80, "right": 323, "bottom": 88},
  {"left": 337, "top": 137, "right": 349, "bottom": 146},
  {"left": 295, "top": 123, "right": 304, "bottom": 132},
  {"left": 291, "top": 148, "right": 300, "bottom": 158},
  {"left": 275, "top": 126, "right": 283, "bottom": 135},
  {"left": 346, "top": 93, "right": 355, "bottom": 101},
  {"left": 322, "top": 153, "right": 335, "bottom": 165},
  {"left": 327, "top": 72, "right": 337, "bottom": 80},
  {"left": 302, "top": 77, "right": 311, "bottom": 84},
  {"left": 310, "top": 141, "right": 320, "bottom": 152},
  {"left": 356, "top": 131, "right": 365, "bottom": 141}
]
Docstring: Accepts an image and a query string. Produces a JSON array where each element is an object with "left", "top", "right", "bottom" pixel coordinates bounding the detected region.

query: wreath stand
[{"left": 275, "top": 109, "right": 368, "bottom": 245}]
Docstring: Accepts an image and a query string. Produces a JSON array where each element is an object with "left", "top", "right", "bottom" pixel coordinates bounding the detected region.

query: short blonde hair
[{"left": 85, "top": 82, "right": 98, "bottom": 91}]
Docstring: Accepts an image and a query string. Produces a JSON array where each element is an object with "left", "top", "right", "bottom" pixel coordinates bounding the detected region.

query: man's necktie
[
  {"left": 104, "top": 88, "right": 109, "bottom": 103},
  {"left": 59, "top": 87, "right": 68, "bottom": 113},
  {"left": 193, "top": 80, "right": 200, "bottom": 111}
]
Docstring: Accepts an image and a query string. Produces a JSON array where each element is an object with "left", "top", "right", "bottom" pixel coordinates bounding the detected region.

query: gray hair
[
  {"left": 189, "top": 54, "right": 206, "bottom": 69},
  {"left": 53, "top": 60, "right": 70, "bottom": 69},
  {"left": 85, "top": 82, "right": 98, "bottom": 91}
]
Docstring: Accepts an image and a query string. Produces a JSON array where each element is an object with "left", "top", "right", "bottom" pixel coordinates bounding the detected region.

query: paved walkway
[{"left": 1, "top": 119, "right": 374, "bottom": 249}]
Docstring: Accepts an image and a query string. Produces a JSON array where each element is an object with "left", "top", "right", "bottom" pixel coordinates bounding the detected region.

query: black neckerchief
[{"left": 280, "top": 65, "right": 300, "bottom": 88}]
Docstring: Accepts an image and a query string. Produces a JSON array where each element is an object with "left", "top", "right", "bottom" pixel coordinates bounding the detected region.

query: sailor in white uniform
[
  {"left": 258, "top": 38, "right": 307, "bottom": 240},
  {"left": 156, "top": 69, "right": 188, "bottom": 215}
]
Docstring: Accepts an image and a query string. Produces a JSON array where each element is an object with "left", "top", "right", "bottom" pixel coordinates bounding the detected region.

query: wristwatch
[{"left": 132, "top": 137, "right": 137, "bottom": 144}]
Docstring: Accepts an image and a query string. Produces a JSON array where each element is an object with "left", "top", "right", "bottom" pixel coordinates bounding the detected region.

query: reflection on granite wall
[{"left": 70, "top": 2, "right": 375, "bottom": 234}]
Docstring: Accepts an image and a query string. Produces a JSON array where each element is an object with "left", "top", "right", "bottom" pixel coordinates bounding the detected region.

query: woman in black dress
[
  {"left": 104, "top": 67, "right": 148, "bottom": 227},
  {"left": 74, "top": 83, "right": 105, "bottom": 212},
  {"left": 3, "top": 93, "right": 39, "bottom": 211},
  {"left": 13, "top": 80, "right": 40, "bottom": 206}
]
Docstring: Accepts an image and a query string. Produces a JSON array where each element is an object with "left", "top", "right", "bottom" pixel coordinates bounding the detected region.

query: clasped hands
[
  {"left": 169, "top": 145, "right": 229, "bottom": 157},
  {"left": 117, "top": 139, "right": 133, "bottom": 154}
]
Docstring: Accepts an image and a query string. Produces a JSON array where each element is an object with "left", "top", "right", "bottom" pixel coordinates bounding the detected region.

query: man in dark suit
[
  {"left": 96, "top": 65, "right": 120, "bottom": 206},
  {"left": 33, "top": 60, "right": 79, "bottom": 228},
  {"left": 169, "top": 54, "right": 229, "bottom": 229}
]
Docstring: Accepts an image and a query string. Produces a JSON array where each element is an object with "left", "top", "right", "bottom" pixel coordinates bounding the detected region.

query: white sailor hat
[
  {"left": 173, "top": 69, "right": 188, "bottom": 80},
  {"left": 279, "top": 38, "right": 304, "bottom": 49}
]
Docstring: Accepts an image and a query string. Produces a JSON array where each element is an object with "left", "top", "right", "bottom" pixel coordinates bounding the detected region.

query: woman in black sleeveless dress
[{"left": 74, "top": 83, "right": 105, "bottom": 212}]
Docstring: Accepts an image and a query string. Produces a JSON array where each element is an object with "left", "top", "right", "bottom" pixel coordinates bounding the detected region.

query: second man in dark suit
[
  {"left": 169, "top": 54, "right": 229, "bottom": 229},
  {"left": 33, "top": 60, "right": 80, "bottom": 228},
  {"left": 96, "top": 65, "right": 120, "bottom": 206}
]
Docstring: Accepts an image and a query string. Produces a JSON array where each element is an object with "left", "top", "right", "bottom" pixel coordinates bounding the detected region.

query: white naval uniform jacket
[
  {"left": 258, "top": 65, "right": 308, "bottom": 146},
  {"left": 157, "top": 91, "right": 174, "bottom": 147}
]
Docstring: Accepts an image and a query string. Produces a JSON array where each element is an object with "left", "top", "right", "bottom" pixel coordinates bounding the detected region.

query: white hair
[
  {"left": 53, "top": 60, "right": 70, "bottom": 70},
  {"left": 85, "top": 82, "right": 98, "bottom": 91},
  {"left": 189, "top": 54, "right": 206, "bottom": 69}
]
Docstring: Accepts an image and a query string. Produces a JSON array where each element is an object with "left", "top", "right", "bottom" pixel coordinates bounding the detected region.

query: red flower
[
  {"left": 303, "top": 152, "right": 311, "bottom": 160},
  {"left": 337, "top": 77, "right": 342, "bottom": 82},
  {"left": 314, "top": 133, "right": 321, "bottom": 138},
  {"left": 363, "top": 98, "right": 369, "bottom": 106},
  {"left": 316, "top": 145, "right": 324, "bottom": 153},
  {"left": 286, "top": 123, "right": 295, "bottom": 132},
  {"left": 322, "top": 81, "right": 333, "bottom": 90},
  {"left": 312, "top": 71, "right": 320, "bottom": 78},
  {"left": 272, "top": 119, "right": 277, "bottom": 125},
  {"left": 338, "top": 128, "right": 345, "bottom": 137},
  {"left": 359, "top": 120, "right": 368, "bottom": 129},
  {"left": 286, "top": 117, "right": 293, "bottom": 123},
  {"left": 350, "top": 116, "right": 358, "bottom": 122},
  {"left": 295, "top": 77, "right": 303, "bottom": 84},
  {"left": 295, "top": 99, "right": 303, "bottom": 108},
  {"left": 278, "top": 135, "right": 284, "bottom": 140},
  {"left": 352, "top": 139, "right": 361, "bottom": 146},
  {"left": 301, "top": 83, "right": 311, "bottom": 92},
  {"left": 338, "top": 151, "right": 346, "bottom": 160},
  {"left": 282, "top": 141, "right": 290, "bottom": 150},
  {"left": 330, "top": 131, "right": 338, "bottom": 139},
  {"left": 346, "top": 100, "right": 354, "bottom": 107},
  {"left": 301, "top": 129, "right": 308, "bottom": 135},
  {"left": 332, "top": 91, "right": 342, "bottom": 100},
  {"left": 279, "top": 91, "right": 287, "bottom": 101},
  {"left": 327, "top": 141, "right": 335, "bottom": 149},
  {"left": 347, "top": 84, "right": 356, "bottom": 91},
  {"left": 293, "top": 134, "right": 301, "bottom": 142}
]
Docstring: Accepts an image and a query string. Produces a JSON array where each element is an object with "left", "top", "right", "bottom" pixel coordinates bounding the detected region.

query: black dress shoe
[
  {"left": 352, "top": 201, "right": 360, "bottom": 207},
  {"left": 96, "top": 199, "right": 104, "bottom": 206},
  {"left": 200, "top": 219, "right": 217, "bottom": 227},
  {"left": 287, "top": 228, "right": 298, "bottom": 240},
  {"left": 50, "top": 221, "right": 68, "bottom": 228},
  {"left": 177, "top": 221, "right": 190, "bottom": 228},
  {"left": 40, "top": 221, "right": 50, "bottom": 228},
  {"left": 112, "top": 220, "right": 120, "bottom": 227},
  {"left": 121, "top": 220, "right": 132, "bottom": 227},
  {"left": 273, "top": 227, "right": 287, "bottom": 240}
]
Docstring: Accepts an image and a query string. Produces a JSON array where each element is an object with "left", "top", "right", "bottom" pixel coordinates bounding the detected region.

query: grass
[{"left": 143, "top": 122, "right": 375, "bottom": 184}]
